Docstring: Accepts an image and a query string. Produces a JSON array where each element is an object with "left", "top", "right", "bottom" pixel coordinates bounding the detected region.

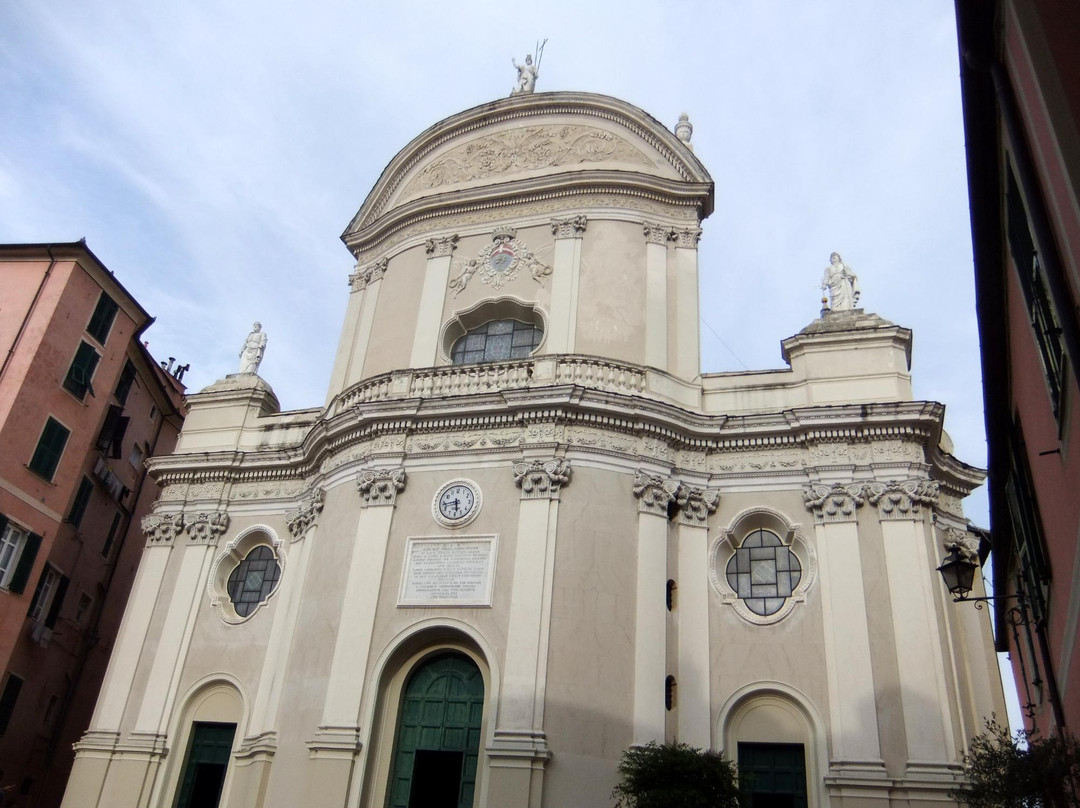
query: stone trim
[
  {"left": 513, "top": 458, "right": 571, "bottom": 500},
  {"left": 357, "top": 468, "right": 407, "bottom": 507},
  {"left": 286, "top": 488, "right": 325, "bottom": 539}
]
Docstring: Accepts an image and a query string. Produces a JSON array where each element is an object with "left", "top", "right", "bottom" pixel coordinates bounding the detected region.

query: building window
[
  {"left": 726, "top": 529, "right": 802, "bottom": 617},
  {"left": 86, "top": 292, "right": 119, "bottom": 344},
  {"left": 63, "top": 341, "right": 101, "bottom": 400},
  {"left": 226, "top": 546, "right": 281, "bottom": 618},
  {"left": 28, "top": 417, "right": 70, "bottom": 481},
  {"left": 129, "top": 442, "right": 146, "bottom": 469},
  {"left": 0, "top": 516, "right": 42, "bottom": 594},
  {"left": 43, "top": 694, "right": 59, "bottom": 725},
  {"left": 102, "top": 512, "right": 122, "bottom": 558},
  {"left": 74, "top": 592, "right": 94, "bottom": 625},
  {"left": 96, "top": 404, "right": 130, "bottom": 460},
  {"left": 68, "top": 476, "right": 94, "bottom": 527},
  {"left": 451, "top": 319, "right": 542, "bottom": 364},
  {"left": 737, "top": 742, "right": 808, "bottom": 808},
  {"left": 114, "top": 359, "right": 137, "bottom": 404},
  {"left": 175, "top": 722, "right": 236, "bottom": 808},
  {"left": 28, "top": 565, "right": 68, "bottom": 628},
  {"left": 149, "top": 404, "right": 158, "bottom": 423},
  {"left": 0, "top": 673, "right": 24, "bottom": 736}
]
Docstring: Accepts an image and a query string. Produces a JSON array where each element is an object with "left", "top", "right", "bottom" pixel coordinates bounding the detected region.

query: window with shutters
[
  {"left": 28, "top": 417, "right": 70, "bottom": 481},
  {"left": 0, "top": 516, "right": 42, "bottom": 594},
  {"left": 29, "top": 565, "right": 68, "bottom": 628},
  {"left": 101, "top": 512, "right": 121, "bottom": 558},
  {"left": 114, "top": 359, "right": 137, "bottom": 404},
  {"left": 86, "top": 291, "right": 119, "bottom": 344},
  {"left": 97, "top": 405, "right": 130, "bottom": 460},
  {"left": 63, "top": 341, "right": 101, "bottom": 400},
  {"left": 68, "top": 476, "right": 94, "bottom": 527},
  {"left": 0, "top": 673, "right": 23, "bottom": 736}
]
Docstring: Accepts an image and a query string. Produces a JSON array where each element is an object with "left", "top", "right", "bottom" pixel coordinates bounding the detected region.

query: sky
[{"left": 0, "top": 1, "right": 1023, "bottom": 727}]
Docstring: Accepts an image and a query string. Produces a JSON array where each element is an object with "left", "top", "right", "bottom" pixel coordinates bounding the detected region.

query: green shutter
[
  {"left": 63, "top": 342, "right": 100, "bottom": 399},
  {"left": 9, "top": 532, "right": 42, "bottom": 594},
  {"left": 0, "top": 674, "right": 24, "bottom": 735},
  {"left": 29, "top": 418, "right": 70, "bottom": 480},
  {"left": 44, "top": 574, "right": 69, "bottom": 629},
  {"left": 115, "top": 359, "right": 137, "bottom": 404},
  {"left": 86, "top": 292, "right": 119, "bottom": 344},
  {"left": 68, "top": 476, "right": 94, "bottom": 527}
]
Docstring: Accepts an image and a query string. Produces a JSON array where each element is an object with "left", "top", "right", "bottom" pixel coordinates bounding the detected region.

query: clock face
[{"left": 433, "top": 480, "right": 482, "bottom": 527}]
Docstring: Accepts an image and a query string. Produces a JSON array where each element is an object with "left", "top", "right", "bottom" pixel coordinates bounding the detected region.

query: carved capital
[
  {"left": 676, "top": 486, "right": 720, "bottom": 526},
  {"left": 550, "top": 215, "right": 587, "bottom": 239},
  {"left": 142, "top": 513, "right": 183, "bottom": 546},
  {"left": 357, "top": 467, "right": 407, "bottom": 507},
  {"left": 672, "top": 227, "right": 702, "bottom": 249},
  {"left": 865, "top": 479, "right": 939, "bottom": 520},
  {"left": 184, "top": 511, "right": 230, "bottom": 545},
  {"left": 943, "top": 527, "right": 981, "bottom": 563},
  {"left": 286, "top": 488, "right": 325, "bottom": 539},
  {"left": 633, "top": 471, "right": 680, "bottom": 517},
  {"left": 642, "top": 221, "right": 673, "bottom": 245},
  {"left": 802, "top": 483, "right": 866, "bottom": 523},
  {"left": 425, "top": 234, "right": 459, "bottom": 257},
  {"left": 349, "top": 257, "right": 388, "bottom": 292},
  {"left": 513, "top": 458, "right": 571, "bottom": 500}
]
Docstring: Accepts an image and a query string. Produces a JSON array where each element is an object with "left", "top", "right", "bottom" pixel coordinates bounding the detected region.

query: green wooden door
[
  {"left": 175, "top": 722, "right": 236, "bottom": 808},
  {"left": 388, "top": 653, "right": 484, "bottom": 808}
]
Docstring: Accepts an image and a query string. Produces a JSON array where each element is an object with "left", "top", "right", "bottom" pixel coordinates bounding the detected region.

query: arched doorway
[{"left": 387, "top": 652, "right": 484, "bottom": 808}]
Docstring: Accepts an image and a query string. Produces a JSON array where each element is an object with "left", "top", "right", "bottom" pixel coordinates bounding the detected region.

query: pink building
[
  {"left": 0, "top": 242, "right": 186, "bottom": 806},
  {"left": 956, "top": 0, "right": 1080, "bottom": 736}
]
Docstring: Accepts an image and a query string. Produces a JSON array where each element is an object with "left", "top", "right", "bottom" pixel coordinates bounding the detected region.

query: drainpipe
[{"left": 0, "top": 246, "right": 57, "bottom": 383}]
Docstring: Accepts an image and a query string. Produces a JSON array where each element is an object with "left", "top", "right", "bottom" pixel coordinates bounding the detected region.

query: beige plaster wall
[{"left": 363, "top": 245, "right": 425, "bottom": 377}]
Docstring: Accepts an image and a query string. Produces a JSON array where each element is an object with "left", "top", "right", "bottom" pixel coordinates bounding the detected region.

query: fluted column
[
  {"left": 631, "top": 472, "right": 678, "bottom": 745},
  {"left": 327, "top": 258, "right": 388, "bottom": 403},
  {"left": 488, "top": 459, "right": 570, "bottom": 808},
  {"left": 546, "top": 216, "right": 586, "bottom": 353},
  {"left": 672, "top": 228, "right": 701, "bottom": 379},
  {"left": 675, "top": 485, "right": 719, "bottom": 747},
  {"left": 643, "top": 223, "right": 671, "bottom": 370},
  {"left": 306, "top": 469, "right": 406, "bottom": 808},
  {"left": 802, "top": 484, "right": 887, "bottom": 780},
  {"left": 410, "top": 236, "right": 458, "bottom": 368},
  {"left": 866, "top": 479, "right": 958, "bottom": 782}
]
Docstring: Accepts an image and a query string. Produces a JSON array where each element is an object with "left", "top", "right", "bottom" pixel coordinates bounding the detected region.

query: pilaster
[
  {"left": 643, "top": 222, "right": 671, "bottom": 370},
  {"left": 328, "top": 257, "right": 387, "bottom": 402},
  {"left": 410, "top": 235, "right": 458, "bottom": 368},
  {"left": 672, "top": 227, "right": 701, "bottom": 379},
  {"left": 547, "top": 216, "right": 586, "bottom": 353}
]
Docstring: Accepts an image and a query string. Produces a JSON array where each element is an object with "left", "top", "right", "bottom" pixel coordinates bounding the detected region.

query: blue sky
[{"left": 1, "top": 0, "right": 1019, "bottom": 723}]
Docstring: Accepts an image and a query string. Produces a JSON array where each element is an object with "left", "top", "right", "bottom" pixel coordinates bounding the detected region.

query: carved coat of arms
[{"left": 448, "top": 228, "right": 551, "bottom": 296}]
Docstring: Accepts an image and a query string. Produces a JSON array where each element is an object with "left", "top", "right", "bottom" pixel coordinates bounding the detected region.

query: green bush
[
  {"left": 612, "top": 741, "right": 740, "bottom": 808},
  {"left": 954, "top": 718, "right": 1080, "bottom": 808}
]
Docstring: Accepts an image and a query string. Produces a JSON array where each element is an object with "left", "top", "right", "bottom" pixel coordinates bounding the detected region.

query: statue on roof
[
  {"left": 821, "top": 252, "right": 860, "bottom": 311},
  {"left": 511, "top": 54, "right": 538, "bottom": 96},
  {"left": 239, "top": 322, "right": 267, "bottom": 375}
]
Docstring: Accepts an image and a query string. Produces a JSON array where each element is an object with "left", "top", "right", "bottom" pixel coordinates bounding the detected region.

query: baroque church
[{"left": 62, "top": 86, "right": 1004, "bottom": 808}]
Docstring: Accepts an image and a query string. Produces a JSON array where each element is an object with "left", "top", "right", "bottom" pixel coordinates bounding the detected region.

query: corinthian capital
[
  {"left": 633, "top": 471, "right": 680, "bottom": 517},
  {"left": 184, "top": 511, "right": 230, "bottom": 545},
  {"left": 349, "top": 257, "right": 388, "bottom": 292},
  {"left": 142, "top": 512, "right": 184, "bottom": 546},
  {"left": 286, "top": 488, "right": 325, "bottom": 539},
  {"left": 357, "top": 467, "right": 407, "bottom": 507},
  {"left": 864, "top": 479, "right": 939, "bottom": 520},
  {"left": 513, "top": 458, "right": 571, "bottom": 500},
  {"left": 551, "top": 215, "right": 588, "bottom": 239},
  {"left": 802, "top": 482, "right": 866, "bottom": 524},
  {"left": 676, "top": 486, "right": 720, "bottom": 526},
  {"left": 425, "top": 234, "right": 459, "bottom": 257},
  {"left": 642, "top": 222, "right": 673, "bottom": 245},
  {"left": 672, "top": 227, "right": 702, "bottom": 249}
]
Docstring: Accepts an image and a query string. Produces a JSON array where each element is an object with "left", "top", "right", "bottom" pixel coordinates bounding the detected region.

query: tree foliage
[
  {"left": 954, "top": 718, "right": 1080, "bottom": 808},
  {"left": 612, "top": 741, "right": 740, "bottom": 808}
]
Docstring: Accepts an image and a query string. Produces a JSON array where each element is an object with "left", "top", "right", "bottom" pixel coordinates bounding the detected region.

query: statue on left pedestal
[{"left": 239, "top": 322, "right": 267, "bottom": 375}]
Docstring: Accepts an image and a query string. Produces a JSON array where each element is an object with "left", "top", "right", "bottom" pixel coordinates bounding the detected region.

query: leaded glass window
[
  {"left": 726, "top": 529, "right": 802, "bottom": 617},
  {"left": 450, "top": 319, "right": 541, "bottom": 365},
  {"left": 226, "top": 546, "right": 280, "bottom": 617}
]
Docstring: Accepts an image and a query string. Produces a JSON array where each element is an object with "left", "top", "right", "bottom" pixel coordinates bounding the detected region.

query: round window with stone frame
[
  {"left": 208, "top": 526, "right": 287, "bottom": 624},
  {"left": 710, "top": 508, "right": 815, "bottom": 625}
]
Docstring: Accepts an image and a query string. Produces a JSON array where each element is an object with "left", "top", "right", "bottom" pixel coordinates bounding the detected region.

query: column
[
  {"left": 305, "top": 469, "right": 405, "bottom": 808},
  {"left": 672, "top": 228, "right": 701, "bottom": 379},
  {"left": 802, "top": 484, "right": 888, "bottom": 781},
  {"left": 546, "top": 216, "right": 586, "bottom": 353},
  {"left": 61, "top": 515, "right": 182, "bottom": 808},
  {"left": 231, "top": 488, "right": 326, "bottom": 808},
  {"left": 487, "top": 458, "right": 570, "bottom": 808},
  {"left": 326, "top": 258, "right": 388, "bottom": 403},
  {"left": 675, "top": 485, "right": 719, "bottom": 748},
  {"left": 409, "top": 236, "right": 458, "bottom": 368},
  {"left": 866, "top": 479, "right": 958, "bottom": 782},
  {"left": 631, "top": 472, "right": 679, "bottom": 745},
  {"left": 643, "top": 223, "right": 670, "bottom": 370}
]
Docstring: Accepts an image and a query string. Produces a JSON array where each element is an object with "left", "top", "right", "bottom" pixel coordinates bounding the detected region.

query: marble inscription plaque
[{"left": 399, "top": 535, "right": 497, "bottom": 607}]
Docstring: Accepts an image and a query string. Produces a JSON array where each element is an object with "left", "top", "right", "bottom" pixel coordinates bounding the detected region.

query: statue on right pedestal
[{"left": 821, "top": 252, "right": 860, "bottom": 311}]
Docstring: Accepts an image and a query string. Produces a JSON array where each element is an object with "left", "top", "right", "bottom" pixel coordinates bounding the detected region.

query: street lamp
[{"left": 936, "top": 546, "right": 979, "bottom": 599}]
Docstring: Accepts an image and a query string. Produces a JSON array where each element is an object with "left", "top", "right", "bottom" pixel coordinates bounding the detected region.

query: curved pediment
[{"left": 343, "top": 92, "right": 713, "bottom": 250}]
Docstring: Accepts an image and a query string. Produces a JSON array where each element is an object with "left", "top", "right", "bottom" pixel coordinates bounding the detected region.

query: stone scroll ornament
[
  {"left": 632, "top": 471, "right": 681, "bottom": 517},
  {"left": 448, "top": 229, "right": 551, "bottom": 296},
  {"left": 675, "top": 485, "right": 720, "bottom": 526},
  {"left": 513, "top": 458, "right": 571, "bottom": 499},
  {"left": 864, "top": 479, "right": 939, "bottom": 519},
  {"left": 184, "top": 512, "right": 231, "bottom": 545},
  {"left": 286, "top": 488, "right": 325, "bottom": 539},
  {"left": 802, "top": 482, "right": 867, "bottom": 523},
  {"left": 357, "top": 467, "right": 407, "bottom": 507},
  {"left": 142, "top": 513, "right": 185, "bottom": 545}
]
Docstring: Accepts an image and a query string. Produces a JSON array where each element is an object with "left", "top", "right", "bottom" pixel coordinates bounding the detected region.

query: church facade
[{"left": 62, "top": 91, "right": 1003, "bottom": 808}]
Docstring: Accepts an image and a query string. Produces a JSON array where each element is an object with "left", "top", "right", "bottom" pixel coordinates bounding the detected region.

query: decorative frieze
[
  {"left": 675, "top": 486, "right": 720, "bottom": 526},
  {"left": 513, "top": 458, "right": 571, "bottom": 500},
  {"left": 551, "top": 215, "right": 587, "bottom": 239},
  {"left": 802, "top": 483, "right": 866, "bottom": 524},
  {"left": 642, "top": 221, "right": 673, "bottom": 245},
  {"left": 286, "top": 488, "right": 326, "bottom": 539},
  {"left": 142, "top": 513, "right": 184, "bottom": 545},
  {"left": 348, "top": 258, "right": 388, "bottom": 292},
  {"left": 672, "top": 227, "right": 702, "bottom": 249},
  {"left": 184, "top": 512, "right": 230, "bottom": 545},
  {"left": 865, "top": 479, "right": 939, "bottom": 520},
  {"left": 424, "top": 234, "right": 459, "bottom": 257},
  {"left": 357, "top": 468, "right": 407, "bottom": 507},
  {"left": 633, "top": 471, "right": 680, "bottom": 517}
]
